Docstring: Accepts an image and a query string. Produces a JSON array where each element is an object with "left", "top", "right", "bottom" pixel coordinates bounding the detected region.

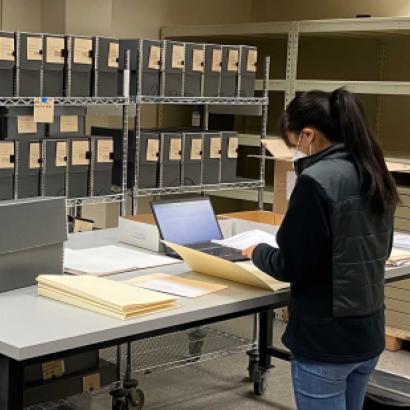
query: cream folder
[
  {"left": 162, "top": 241, "right": 289, "bottom": 291},
  {"left": 37, "top": 275, "right": 177, "bottom": 320}
]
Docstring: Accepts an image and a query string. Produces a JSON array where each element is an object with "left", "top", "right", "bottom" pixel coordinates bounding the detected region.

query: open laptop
[{"left": 151, "top": 197, "right": 248, "bottom": 262}]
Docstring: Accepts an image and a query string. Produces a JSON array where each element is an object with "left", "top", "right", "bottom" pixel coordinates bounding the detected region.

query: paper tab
[
  {"left": 42, "top": 360, "right": 65, "bottom": 381},
  {"left": 227, "top": 49, "right": 239, "bottom": 72},
  {"left": 169, "top": 137, "right": 181, "bottom": 160},
  {"left": 83, "top": 373, "right": 101, "bottom": 393},
  {"left": 60, "top": 115, "right": 79, "bottom": 133},
  {"left": 46, "top": 37, "right": 65, "bottom": 64},
  {"left": 211, "top": 49, "right": 222, "bottom": 72},
  {"left": 246, "top": 49, "right": 257, "bottom": 72},
  {"left": 146, "top": 139, "right": 159, "bottom": 161},
  {"left": 210, "top": 137, "right": 221, "bottom": 159},
  {"left": 73, "top": 38, "right": 92, "bottom": 65},
  {"left": 29, "top": 143, "right": 41, "bottom": 169},
  {"left": 34, "top": 97, "right": 54, "bottom": 123},
  {"left": 262, "top": 138, "right": 293, "bottom": 159},
  {"left": 17, "top": 115, "right": 37, "bottom": 134},
  {"left": 71, "top": 140, "right": 90, "bottom": 166},
  {"left": 55, "top": 141, "right": 67, "bottom": 167},
  {"left": 192, "top": 48, "right": 204, "bottom": 72},
  {"left": 227, "top": 137, "right": 238, "bottom": 159},
  {"left": 190, "top": 138, "right": 202, "bottom": 160},
  {"left": 148, "top": 45, "right": 161, "bottom": 70},
  {"left": 108, "top": 42, "right": 119, "bottom": 68},
  {"left": 26, "top": 36, "right": 42, "bottom": 61},
  {"left": 0, "top": 142, "right": 14, "bottom": 169},
  {"left": 0, "top": 37, "right": 14, "bottom": 61},
  {"left": 97, "top": 139, "right": 113, "bottom": 163},
  {"left": 171, "top": 44, "right": 185, "bottom": 69}
]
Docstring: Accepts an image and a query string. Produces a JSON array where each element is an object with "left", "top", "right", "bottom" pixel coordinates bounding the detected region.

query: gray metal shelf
[
  {"left": 66, "top": 193, "right": 125, "bottom": 208},
  {"left": 136, "top": 95, "right": 268, "bottom": 105},
  {"left": 0, "top": 96, "right": 129, "bottom": 106}
]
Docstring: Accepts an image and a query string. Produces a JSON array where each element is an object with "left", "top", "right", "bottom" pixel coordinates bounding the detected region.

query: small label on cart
[
  {"left": 0, "top": 37, "right": 14, "bottom": 61},
  {"left": 74, "top": 217, "right": 94, "bottom": 233},
  {"left": 192, "top": 48, "right": 204, "bottom": 72},
  {"left": 227, "top": 49, "right": 239, "bottom": 72},
  {"left": 41, "top": 360, "right": 65, "bottom": 381},
  {"left": 60, "top": 115, "right": 79, "bottom": 133},
  {"left": 227, "top": 137, "right": 239, "bottom": 158},
  {"left": 169, "top": 138, "right": 182, "bottom": 160},
  {"left": 56, "top": 141, "right": 67, "bottom": 167},
  {"left": 246, "top": 49, "right": 257, "bottom": 73},
  {"left": 29, "top": 142, "right": 41, "bottom": 169},
  {"left": 46, "top": 37, "right": 65, "bottom": 64},
  {"left": 97, "top": 139, "right": 114, "bottom": 163},
  {"left": 26, "top": 36, "right": 42, "bottom": 61},
  {"left": 0, "top": 142, "right": 14, "bottom": 169},
  {"left": 108, "top": 42, "right": 119, "bottom": 68},
  {"left": 171, "top": 44, "right": 185, "bottom": 69},
  {"left": 73, "top": 38, "right": 92, "bottom": 65},
  {"left": 34, "top": 97, "right": 54, "bottom": 123},
  {"left": 148, "top": 45, "right": 161, "bottom": 70},
  {"left": 83, "top": 373, "right": 101, "bottom": 393},
  {"left": 211, "top": 49, "right": 222, "bottom": 72},
  {"left": 146, "top": 139, "right": 159, "bottom": 161},
  {"left": 72, "top": 140, "right": 90, "bottom": 165},
  {"left": 210, "top": 137, "right": 221, "bottom": 159},
  {"left": 17, "top": 115, "right": 37, "bottom": 134},
  {"left": 190, "top": 138, "right": 202, "bottom": 160}
]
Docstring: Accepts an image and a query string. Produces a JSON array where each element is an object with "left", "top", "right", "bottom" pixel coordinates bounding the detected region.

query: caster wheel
[
  {"left": 111, "top": 388, "right": 128, "bottom": 410},
  {"left": 127, "top": 387, "right": 145, "bottom": 410},
  {"left": 254, "top": 376, "right": 267, "bottom": 396},
  {"left": 189, "top": 340, "right": 204, "bottom": 356},
  {"left": 248, "top": 360, "right": 258, "bottom": 382}
]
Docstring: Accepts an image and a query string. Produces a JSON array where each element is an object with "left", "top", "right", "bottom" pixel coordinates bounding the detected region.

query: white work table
[{"left": 0, "top": 228, "right": 408, "bottom": 409}]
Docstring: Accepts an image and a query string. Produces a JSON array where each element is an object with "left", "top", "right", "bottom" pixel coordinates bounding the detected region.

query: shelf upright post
[
  {"left": 121, "top": 50, "right": 131, "bottom": 217},
  {"left": 285, "top": 22, "right": 300, "bottom": 107},
  {"left": 257, "top": 57, "right": 270, "bottom": 210}
]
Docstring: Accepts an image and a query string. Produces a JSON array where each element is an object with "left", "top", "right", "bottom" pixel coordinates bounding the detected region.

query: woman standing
[{"left": 243, "top": 88, "right": 398, "bottom": 410}]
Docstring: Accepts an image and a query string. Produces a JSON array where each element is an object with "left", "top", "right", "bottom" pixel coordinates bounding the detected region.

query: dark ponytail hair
[{"left": 280, "top": 88, "right": 398, "bottom": 213}]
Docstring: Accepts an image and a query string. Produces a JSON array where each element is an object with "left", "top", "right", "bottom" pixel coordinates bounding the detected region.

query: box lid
[{"left": 0, "top": 197, "right": 67, "bottom": 254}]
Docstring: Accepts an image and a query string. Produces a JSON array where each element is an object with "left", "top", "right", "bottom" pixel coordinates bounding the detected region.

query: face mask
[{"left": 292, "top": 132, "right": 308, "bottom": 163}]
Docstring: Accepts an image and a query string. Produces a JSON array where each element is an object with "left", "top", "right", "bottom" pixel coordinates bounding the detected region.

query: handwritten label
[
  {"left": 71, "top": 140, "right": 90, "bottom": 166},
  {"left": 169, "top": 138, "right": 181, "bottom": 160},
  {"left": 211, "top": 49, "right": 222, "bottom": 72},
  {"left": 46, "top": 37, "right": 65, "bottom": 64},
  {"left": 82, "top": 373, "right": 101, "bottom": 393},
  {"left": 56, "top": 141, "right": 67, "bottom": 167},
  {"left": 192, "top": 48, "right": 204, "bottom": 72},
  {"left": 108, "top": 42, "right": 119, "bottom": 68},
  {"left": 146, "top": 139, "right": 159, "bottom": 161},
  {"left": 227, "top": 49, "right": 239, "bottom": 72},
  {"left": 0, "top": 142, "right": 14, "bottom": 169},
  {"left": 227, "top": 137, "right": 239, "bottom": 158},
  {"left": 171, "top": 44, "right": 184, "bottom": 69},
  {"left": 190, "top": 138, "right": 202, "bottom": 160},
  {"left": 73, "top": 38, "right": 92, "bottom": 65},
  {"left": 0, "top": 37, "right": 14, "bottom": 61},
  {"left": 42, "top": 360, "right": 65, "bottom": 381},
  {"left": 60, "top": 115, "right": 78, "bottom": 133},
  {"left": 17, "top": 115, "right": 37, "bottom": 134},
  {"left": 34, "top": 97, "right": 54, "bottom": 123},
  {"left": 29, "top": 143, "right": 41, "bottom": 169},
  {"left": 210, "top": 137, "right": 221, "bottom": 159},
  {"left": 27, "top": 36, "right": 42, "bottom": 61},
  {"left": 97, "top": 139, "right": 113, "bottom": 163},
  {"left": 246, "top": 49, "right": 257, "bottom": 73},
  {"left": 148, "top": 45, "right": 161, "bottom": 70}
]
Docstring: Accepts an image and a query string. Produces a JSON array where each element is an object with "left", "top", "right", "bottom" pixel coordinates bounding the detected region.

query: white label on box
[
  {"left": 42, "top": 360, "right": 65, "bottom": 381},
  {"left": 97, "top": 139, "right": 113, "bottom": 163},
  {"left": 169, "top": 138, "right": 181, "bottom": 160},
  {"left": 227, "top": 49, "right": 239, "bottom": 72},
  {"left": 192, "top": 48, "right": 204, "bottom": 72},
  {"left": 210, "top": 137, "right": 221, "bottom": 159},
  {"left": 146, "top": 139, "right": 159, "bottom": 161},
  {"left": 108, "top": 42, "right": 119, "bottom": 68},
  {"left": 227, "top": 137, "right": 238, "bottom": 159},
  {"left": 211, "top": 49, "right": 222, "bottom": 72},
  {"left": 0, "top": 37, "right": 14, "bottom": 61},
  {"left": 56, "top": 141, "right": 67, "bottom": 167},
  {"left": 0, "top": 142, "right": 14, "bottom": 169},
  {"left": 29, "top": 143, "right": 41, "bottom": 169},
  {"left": 72, "top": 140, "right": 90, "bottom": 165},
  {"left": 246, "top": 49, "right": 257, "bottom": 72},
  {"left": 73, "top": 38, "right": 92, "bottom": 65},
  {"left": 60, "top": 115, "right": 79, "bottom": 133},
  {"left": 17, "top": 115, "right": 37, "bottom": 134},
  {"left": 46, "top": 37, "right": 64, "bottom": 64},
  {"left": 286, "top": 171, "right": 297, "bottom": 200},
  {"left": 171, "top": 44, "right": 185, "bottom": 69},
  {"left": 148, "top": 45, "right": 161, "bottom": 70},
  {"left": 190, "top": 138, "right": 202, "bottom": 160},
  {"left": 26, "top": 36, "right": 42, "bottom": 61},
  {"left": 34, "top": 97, "right": 54, "bottom": 123}
]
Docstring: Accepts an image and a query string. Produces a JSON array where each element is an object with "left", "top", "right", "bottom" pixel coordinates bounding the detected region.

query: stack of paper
[
  {"left": 212, "top": 229, "right": 278, "bottom": 250},
  {"left": 163, "top": 241, "right": 289, "bottom": 292},
  {"left": 64, "top": 245, "right": 178, "bottom": 276},
  {"left": 37, "top": 275, "right": 177, "bottom": 320},
  {"left": 386, "top": 248, "right": 410, "bottom": 266}
]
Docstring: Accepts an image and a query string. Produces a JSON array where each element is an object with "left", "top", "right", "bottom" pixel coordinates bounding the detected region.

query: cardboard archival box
[
  {"left": 261, "top": 138, "right": 296, "bottom": 216},
  {"left": 118, "top": 213, "right": 233, "bottom": 252}
]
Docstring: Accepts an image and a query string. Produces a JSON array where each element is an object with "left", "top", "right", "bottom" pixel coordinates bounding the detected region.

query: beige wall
[
  {"left": 251, "top": 0, "right": 410, "bottom": 21},
  {"left": 1, "top": 0, "right": 42, "bottom": 32}
]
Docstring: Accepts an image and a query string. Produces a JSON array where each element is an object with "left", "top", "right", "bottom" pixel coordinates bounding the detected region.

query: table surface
[{"left": 0, "top": 228, "right": 408, "bottom": 362}]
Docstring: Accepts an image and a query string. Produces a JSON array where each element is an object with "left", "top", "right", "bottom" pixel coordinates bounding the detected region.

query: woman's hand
[{"left": 242, "top": 245, "right": 257, "bottom": 259}]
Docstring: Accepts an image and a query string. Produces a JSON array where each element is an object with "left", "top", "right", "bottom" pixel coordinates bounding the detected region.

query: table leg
[{"left": 0, "top": 355, "right": 25, "bottom": 409}]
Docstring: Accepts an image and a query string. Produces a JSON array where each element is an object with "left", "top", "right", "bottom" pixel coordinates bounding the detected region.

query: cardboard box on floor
[{"left": 262, "top": 138, "right": 296, "bottom": 216}]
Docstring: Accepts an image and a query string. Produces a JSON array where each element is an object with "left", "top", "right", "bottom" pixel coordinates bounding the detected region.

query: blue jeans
[{"left": 291, "top": 356, "right": 379, "bottom": 410}]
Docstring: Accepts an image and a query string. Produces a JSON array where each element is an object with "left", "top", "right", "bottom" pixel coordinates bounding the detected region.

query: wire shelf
[
  {"left": 0, "top": 97, "right": 129, "bottom": 106},
  {"left": 134, "top": 179, "right": 264, "bottom": 197},
  {"left": 135, "top": 95, "right": 268, "bottom": 105},
  {"left": 65, "top": 193, "right": 125, "bottom": 208},
  {"left": 100, "top": 327, "right": 255, "bottom": 375}
]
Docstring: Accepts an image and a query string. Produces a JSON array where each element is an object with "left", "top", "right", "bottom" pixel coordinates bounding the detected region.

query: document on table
[
  {"left": 64, "top": 245, "right": 179, "bottom": 276},
  {"left": 163, "top": 241, "right": 289, "bottom": 292},
  {"left": 393, "top": 232, "right": 410, "bottom": 250},
  {"left": 386, "top": 248, "right": 410, "bottom": 266},
  {"left": 212, "top": 229, "right": 278, "bottom": 250},
  {"left": 128, "top": 273, "right": 227, "bottom": 298},
  {"left": 37, "top": 274, "right": 177, "bottom": 320}
]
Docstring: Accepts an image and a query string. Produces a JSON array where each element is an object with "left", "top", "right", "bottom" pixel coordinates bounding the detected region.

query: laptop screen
[{"left": 151, "top": 198, "right": 223, "bottom": 245}]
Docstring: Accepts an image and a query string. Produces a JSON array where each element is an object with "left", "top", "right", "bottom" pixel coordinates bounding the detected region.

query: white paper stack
[
  {"left": 37, "top": 274, "right": 177, "bottom": 320},
  {"left": 64, "top": 245, "right": 178, "bottom": 276},
  {"left": 212, "top": 229, "right": 278, "bottom": 250}
]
